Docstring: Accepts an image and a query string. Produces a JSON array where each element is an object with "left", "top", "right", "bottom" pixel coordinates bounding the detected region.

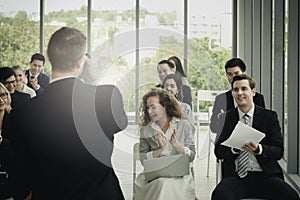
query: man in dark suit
[
  {"left": 210, "top": 58, "right": 265, "bottom": 134},
  {"left": 211, "top": 74, "right": 299, "bottom": 200},
  {"left": 25, "top": 53, "right": 50, "bottom": 95},
  {"left": 9, "top": 27, "right": 128, "bottom": 200},
  {"left": 0, "top": 67, "right": 30, "bottom": 109}
]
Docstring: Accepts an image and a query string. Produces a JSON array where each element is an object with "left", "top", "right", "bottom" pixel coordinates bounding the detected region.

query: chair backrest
[
  {"left": 133, "top": 142, "right": 140, "bottom": 195},
  {"left": 196, "top": 89, "right": 226, "bottom": 124},
  {"left": 197, "top": 89, "right": 226, "bottom": 102}
]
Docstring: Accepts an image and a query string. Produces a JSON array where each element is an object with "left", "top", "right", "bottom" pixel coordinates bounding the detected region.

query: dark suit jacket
[
  {"left": 11, "top": 91, "right": 30, "bottom": 109},
  {"left": 214, "top": 105, "right": 284, "bottom": 179},
  {"left": 210, "top": 90, "right": 265, "bottom": 133},
  {"left": 25, "top": 70, "right": 50, "bottom": 95},
  {"left": 9, "top": 78, "right": 128, "bottom": 200}
]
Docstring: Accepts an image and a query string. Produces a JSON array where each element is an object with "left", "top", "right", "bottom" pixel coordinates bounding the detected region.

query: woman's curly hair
[{"left": 139, "top": 87, "right": 182, "bottom": 126}]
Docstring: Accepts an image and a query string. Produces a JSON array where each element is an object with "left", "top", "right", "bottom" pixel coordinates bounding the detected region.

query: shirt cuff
[
  {"left": 254, "top": 144, "right": 263, "bottom": 155},
  {"left": 231, "top": 147, "right": 241, "bottom": 154},
  {"left": 146, "top": 151, "right": 154, "bottom": 159},
  {"left": 184, "top": 147, "right": 191, "bottom": 156}
]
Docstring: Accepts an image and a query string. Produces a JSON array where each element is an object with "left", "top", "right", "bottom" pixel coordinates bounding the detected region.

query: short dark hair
[
  {"left": 225, "top": 58, "right": 246, "bottom": 73},
  {"left": 231, "top": 74, "right": 256, "bottom": 90},
  {"left": 30, "top": 53, "right": 45, "bottom": 65},
  {"left": 0, "top": 67, "right": 16, "bottom": 83},
  {"left": 157, "top": 60, "right": 174, "bottom": 71},
  {"left": 47, "top": 27, "right": 86, "bottom": 73}
]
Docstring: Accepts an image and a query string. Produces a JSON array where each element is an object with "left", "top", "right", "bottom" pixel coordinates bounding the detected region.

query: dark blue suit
[
  {"left": 212, "top": 106, "right": 299, "bottom": 200},
  {"left": 9, "top": 78, "right": 128, "bottom": 200},
  {"left": 25, "top": 70, "right": 50, "bottom": 95}
]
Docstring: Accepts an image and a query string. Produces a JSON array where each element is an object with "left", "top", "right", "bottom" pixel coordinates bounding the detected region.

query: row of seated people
[
  {"left": 0, "top": 54, "right": 50, "bottom": 199},
  {"left": 133, "top": 58, "right": 299, "bottom": 200}
]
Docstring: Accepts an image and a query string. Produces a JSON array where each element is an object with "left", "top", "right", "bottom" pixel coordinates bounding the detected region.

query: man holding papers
[{"left": 212, "top": 74, "right": 299, "bottom": 200}]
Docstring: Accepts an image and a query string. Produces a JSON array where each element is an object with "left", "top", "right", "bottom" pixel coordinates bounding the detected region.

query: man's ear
[
  {"left": 252, "top": 88, "right": 256, "bottom": 96},
  {"left": 77, "top": 55, "right": 86, "bottom": 69},
  {"left": 243, "top": 71, "right": 247, "bottom": 75}
]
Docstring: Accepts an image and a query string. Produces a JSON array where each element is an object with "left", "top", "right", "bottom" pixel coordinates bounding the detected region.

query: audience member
[
  {"left": 162, "top": 73, "right": 194, "bottom": 124},
  {"left": 134, "top": 87, "right": 195, "bottom": 200},
  {"left": 212, "top": 74, "right": 299, "bottom": 200},
  {"left": 156, "top": 60, "right": 192, "bottom": 108},
  {"left": 168, "top": 56, "right": 193, "bottom": 108},
  {"left": 12, "top": 65, "right": 36, "bottom": 98},
  {"left": 0, "top": 67, "right": 30, "bottom": 109},
  {"left": 210, "top": 58, "right": 265, "bottom": 134},
  {"left": 25, "top": 53, "right": 50, "bottom": 95},
  {"left": 0, "top": 83, "right": 13, "bottom": 199},
  {"left": 9, "top": 27, "right": 128, "bottom": 200}
]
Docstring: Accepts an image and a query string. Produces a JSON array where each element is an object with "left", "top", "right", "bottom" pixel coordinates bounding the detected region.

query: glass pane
[
  {"left": 139, "top": 0, "right": 183, "bottom": 105},
  {"left": 189, "top": 0, "right": 232, "bottom": 111},
  {"left": 90, "top": 0, "right": 136, "bottom": 116},
  {"left": 0, "top": 0, "right": 40, "bottom": 69}
]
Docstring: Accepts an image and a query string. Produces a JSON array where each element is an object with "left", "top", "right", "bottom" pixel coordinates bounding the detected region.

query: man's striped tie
[{"left": 237, "top": 114, "right": 250, "bottom": 178}]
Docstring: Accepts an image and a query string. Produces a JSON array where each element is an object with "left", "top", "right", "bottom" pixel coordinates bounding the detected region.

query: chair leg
[{"left": 207, "top": 132, "right": 211, "bottom": 177}]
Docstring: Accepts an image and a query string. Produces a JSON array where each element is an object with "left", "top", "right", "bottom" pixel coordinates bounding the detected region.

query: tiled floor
[{"left": 112, "top": 125, "right": 216, "bottom": 200}]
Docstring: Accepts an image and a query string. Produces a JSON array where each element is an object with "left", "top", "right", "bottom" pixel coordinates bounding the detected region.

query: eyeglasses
[
  {"left": 3, "top": 80, "right": 17, "bottom": 86},
  {"left": 0, "top": 93, "right": 8, "bottom": 99}
]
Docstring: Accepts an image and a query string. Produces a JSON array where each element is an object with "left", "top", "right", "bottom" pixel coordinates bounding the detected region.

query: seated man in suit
[
  {"left": 212, "top": 74, "right": 299, "bottom": 200},
  {"left": 9, "top": 27, "right": 128, "bottom": 200},
  {"left": 210, "top": 58, "right": 265, "bottom": 134},
  {"left": 25, "top": 53, "right": 50, "bottom": 95},
  {"left": 0, "top": 67, "right": 30, "bottom": 109}
]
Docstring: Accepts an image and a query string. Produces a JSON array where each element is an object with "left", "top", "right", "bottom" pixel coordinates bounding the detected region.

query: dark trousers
[{"left": 211, "top": 172, "right": 299, "bottom": 200}]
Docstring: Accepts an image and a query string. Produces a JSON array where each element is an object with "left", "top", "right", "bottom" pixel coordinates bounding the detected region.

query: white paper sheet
[{"left": 221, "top": 121, "right": 265, "bottom": 150}]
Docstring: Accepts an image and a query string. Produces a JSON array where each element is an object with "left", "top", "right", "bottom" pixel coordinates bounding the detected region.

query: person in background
[
  {"left": 12, "top": 65, "right": 36, "bottom": 98},
  {"left": 0, "top": 67, "right": 30, "bottom": 109},
  {"left": 134, "top": 87, "right": 195, "bottom": 200},
  {"left": 25, "top": 53, "right": 50, "bottom": 95},
  {"left": 212, "top": 74, "right": 299, "bottom": 200},
  {"left": 9, "top": 27, "right": 128, "bottom": 200},
  {"left": 156, "top": 59, "right": 193, "bottom": 108},
  {"left": 162, "top": 73, "right": 194, "bottom": 124},
  {"left": 0, "top": 83, "right": 13, "bottom": 199},
  {"left": 210, "top": 58, "right": 265, "bottom": 134}
]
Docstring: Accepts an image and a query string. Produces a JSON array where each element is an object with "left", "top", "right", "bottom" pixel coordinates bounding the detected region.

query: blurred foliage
[{"left": 0, "top": 7, "right": 231, "bottom": 113}]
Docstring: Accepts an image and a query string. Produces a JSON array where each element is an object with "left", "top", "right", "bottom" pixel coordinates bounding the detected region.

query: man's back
[{"left": 10, "top": 78, "right": 128, "bottom": 199}]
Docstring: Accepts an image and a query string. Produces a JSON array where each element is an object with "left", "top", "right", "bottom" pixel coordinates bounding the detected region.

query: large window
[{"left": 0, "top": 0, "right": 40, "bottom": 70}]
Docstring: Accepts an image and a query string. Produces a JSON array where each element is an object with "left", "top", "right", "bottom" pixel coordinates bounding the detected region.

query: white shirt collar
[
  {"left": 237, "top": 104, "right": 255, "bottom": 120},
  {"left": 50, "top": 76, "right": 77, "bottom": 84}
]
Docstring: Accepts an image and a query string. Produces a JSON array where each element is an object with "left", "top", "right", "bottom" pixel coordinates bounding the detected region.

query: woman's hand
[
  {"left": 157, "top": 132, "right": 167, "bottom": 149},
  {"left": 170, "top": 129, "right": 185, "bottom": 154},
  {"left": 170, "top": 129, "right": 177, "bottom": 144}
]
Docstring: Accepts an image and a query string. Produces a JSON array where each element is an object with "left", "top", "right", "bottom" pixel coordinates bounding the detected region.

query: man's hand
[
  {"left": 29, "top": 76, "right": 39, "bottom": 90},
  {"left": 242, "top": 141, "right": 259, "bottom": 153},
  {"left": 217, "top": 109, "right": 224, "bottom": 119}
]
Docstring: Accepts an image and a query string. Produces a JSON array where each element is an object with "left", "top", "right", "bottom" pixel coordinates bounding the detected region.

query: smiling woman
[{"left": 135, "top": 87, "right": 196, "bottom": 200}]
